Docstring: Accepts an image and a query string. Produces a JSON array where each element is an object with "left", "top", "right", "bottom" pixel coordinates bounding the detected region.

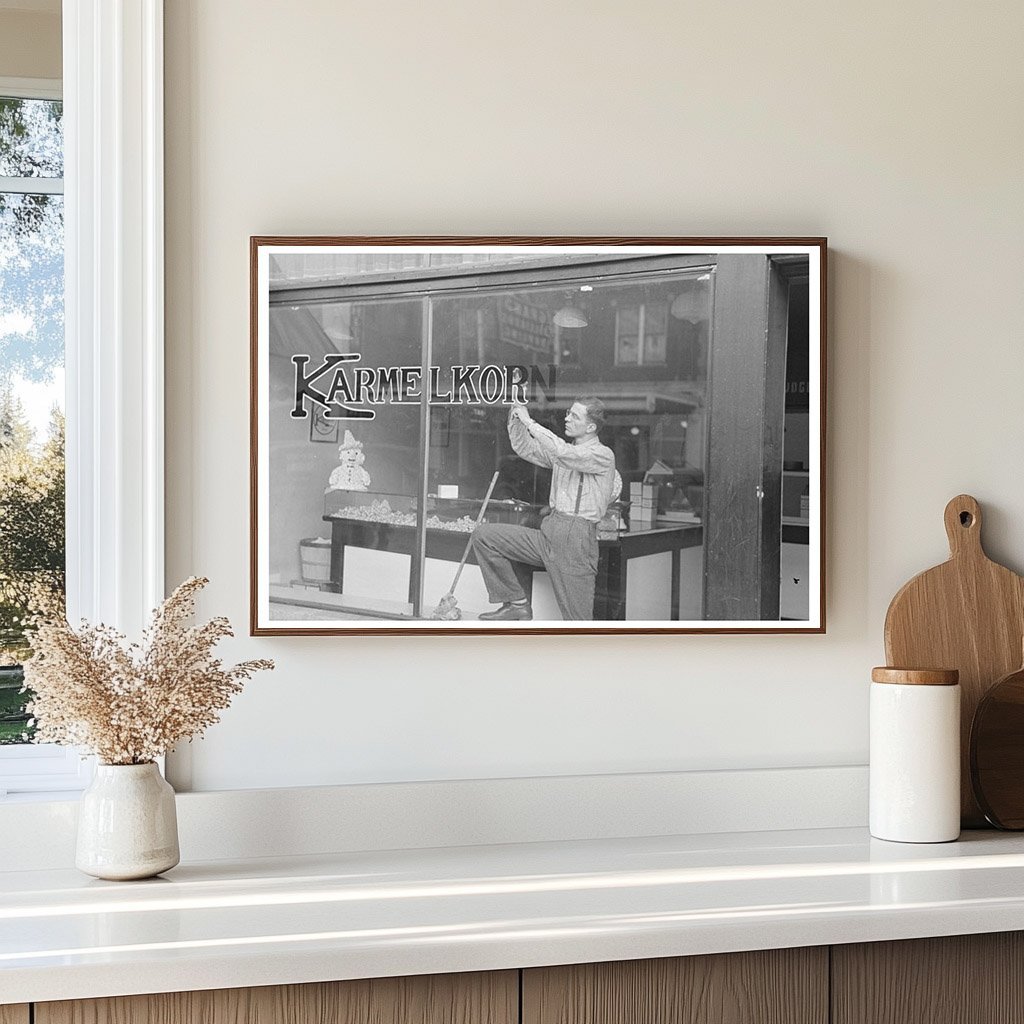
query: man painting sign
[{"left": 473, "top": 397, "right": 619, "bottom": 621}]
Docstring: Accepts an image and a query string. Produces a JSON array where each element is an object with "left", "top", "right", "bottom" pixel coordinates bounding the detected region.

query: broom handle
[{"left": 447, "top": 471, "right": 500, "bottom": 594}]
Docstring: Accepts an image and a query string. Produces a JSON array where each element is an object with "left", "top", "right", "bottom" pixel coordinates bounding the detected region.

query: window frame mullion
[{"left": 0, "top": 176, "right": 64, "bottom": 195}]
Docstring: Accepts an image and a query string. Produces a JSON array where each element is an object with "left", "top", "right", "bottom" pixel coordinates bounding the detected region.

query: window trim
[
  {"left": 0, "top": 0, "right": 165, "bottom": 797},
  {"left": 0, "top": 77, "right": 61, "bottom": 101},
  {"left": 64, "top": 0, "right": 164, "bottom": 633}
]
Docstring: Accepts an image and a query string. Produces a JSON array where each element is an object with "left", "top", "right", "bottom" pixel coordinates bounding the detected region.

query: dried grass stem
[{"left": 23, "top": 577, "right": 273, "bottom": 765}]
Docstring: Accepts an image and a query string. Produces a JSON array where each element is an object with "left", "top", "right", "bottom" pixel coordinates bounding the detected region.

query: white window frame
[{"left": 0, "top": 0, "right": 164, "bottom": 799}]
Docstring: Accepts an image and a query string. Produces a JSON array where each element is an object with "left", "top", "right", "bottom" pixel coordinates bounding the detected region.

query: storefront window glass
[
  {"left": 425, "top": 270, "right": 711, "bottom": 619},
  {"left": 267, "top": 297, "right": 423, "bottom": 617}
]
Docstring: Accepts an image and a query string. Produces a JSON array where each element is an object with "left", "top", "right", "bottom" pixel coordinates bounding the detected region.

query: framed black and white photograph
[{"left": 250, "top": 237, "right": 826, "bottom": 635}]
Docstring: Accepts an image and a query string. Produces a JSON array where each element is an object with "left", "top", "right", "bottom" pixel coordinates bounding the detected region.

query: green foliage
[
  {"left": 0, "top": 97, "right": 62, "bottom": 177},
  {"left": 0, "top": 665, "right": 31, "bottom": 743},
  {"left": 0, "top": 399, "right": 63, "bottom": 743},
  {"left": 0, "top": 391, "right": 64, "bottom": 703}
]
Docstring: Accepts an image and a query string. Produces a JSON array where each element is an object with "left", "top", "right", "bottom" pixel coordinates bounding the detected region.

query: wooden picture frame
[{"left": 251, "top": 237, "right": 826, "bottom": 635}]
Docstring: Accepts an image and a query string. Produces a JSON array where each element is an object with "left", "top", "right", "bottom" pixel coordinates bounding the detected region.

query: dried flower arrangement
[{"left": 23, "top": 577, "right": 273, "bottom": 765}]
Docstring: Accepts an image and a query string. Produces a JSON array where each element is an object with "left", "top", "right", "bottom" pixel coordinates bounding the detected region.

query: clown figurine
[{"left": 326, "top": 430, "right": 371, "bottom": 492}]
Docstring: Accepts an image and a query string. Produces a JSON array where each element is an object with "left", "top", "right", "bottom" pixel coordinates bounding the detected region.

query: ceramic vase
[{"left": 76, "top": 762, "right": 180, "bottom": 880}]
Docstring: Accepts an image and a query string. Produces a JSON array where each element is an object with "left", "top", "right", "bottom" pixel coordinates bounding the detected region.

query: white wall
[{"left": 163, "top": 0, "right": 1024, "bottom": 791}]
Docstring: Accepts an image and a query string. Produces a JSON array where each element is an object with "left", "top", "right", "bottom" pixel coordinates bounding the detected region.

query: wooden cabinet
[
  {"left": 16, "top": 934, "right": 1024, "bottom": 1024},
  {"left": 523, "top": 949, "right": 828, "bottom": 1024},
  {"left": 35, "top": 972, "right": 517, "bottom": 1024},
  {"left": 522, "top": 937, "right": 1024, "bottom": 1024},
  {"left": 832, "top": 932, "right": 1024, "bottom": 1024}
]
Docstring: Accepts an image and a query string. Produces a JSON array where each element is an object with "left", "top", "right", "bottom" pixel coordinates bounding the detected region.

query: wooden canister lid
[{"left": 871, "top": 667, "right": 959, "bottom": 686}]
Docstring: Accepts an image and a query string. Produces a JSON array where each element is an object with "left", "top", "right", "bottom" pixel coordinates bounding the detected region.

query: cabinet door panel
[
  {"left": 833, "top": 933, "right": 1024, "bottom": 1024},
  {"left": 523, "top": 949, "right": 827, "bottom": 1024},
  {"left": 36, "top": 971, "right": 517, "bottom": 1024},
  {"left": 0, "top": 1006, "right": 29, "bottom": 1024}
]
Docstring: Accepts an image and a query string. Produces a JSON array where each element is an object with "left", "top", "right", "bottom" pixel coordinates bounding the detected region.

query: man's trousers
[{"left": 471, "top": 512, "right": 599, "bottom": 621}]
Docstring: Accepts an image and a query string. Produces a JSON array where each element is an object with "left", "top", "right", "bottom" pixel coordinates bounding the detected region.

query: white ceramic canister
[{"left": 870, "top": 667, "right": 961, "bottom": 843}]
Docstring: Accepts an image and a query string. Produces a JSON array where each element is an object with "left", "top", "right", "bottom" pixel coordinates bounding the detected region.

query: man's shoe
[{"left": 478, "top": 602, "right": 533, "bottom": 621}]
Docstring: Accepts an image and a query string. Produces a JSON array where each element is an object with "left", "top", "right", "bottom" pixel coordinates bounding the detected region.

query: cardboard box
[{"left": 630, "top": 482, "right": 656, "bottom": 501}]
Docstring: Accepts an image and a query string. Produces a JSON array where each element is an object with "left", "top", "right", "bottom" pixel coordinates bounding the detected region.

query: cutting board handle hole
[{"left": 944, "top": 495, "right": 982, "bottom": 554}]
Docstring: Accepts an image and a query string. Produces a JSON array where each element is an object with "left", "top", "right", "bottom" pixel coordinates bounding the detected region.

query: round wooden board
[{"left": 971, "top": 664, "right": 1024, "bottom": 829}]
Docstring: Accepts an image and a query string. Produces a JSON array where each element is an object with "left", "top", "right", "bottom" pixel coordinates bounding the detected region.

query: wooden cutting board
[{"left": 884, "top": 494, "right": 1024, "bottom": 827}]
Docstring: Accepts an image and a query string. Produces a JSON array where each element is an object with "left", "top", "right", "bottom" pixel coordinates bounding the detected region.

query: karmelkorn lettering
[{"left": 291, "top": 357, "right": 546, "bottom": 421}]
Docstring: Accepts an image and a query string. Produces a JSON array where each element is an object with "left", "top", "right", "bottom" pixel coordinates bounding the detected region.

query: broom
[{"left": 429, "top": 471, "right": 500, "bottom": 620}]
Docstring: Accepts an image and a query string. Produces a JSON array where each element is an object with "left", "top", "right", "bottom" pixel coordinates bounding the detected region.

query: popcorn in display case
[{"left": 323, "top": 490, "right": 535, "bottom": 534}]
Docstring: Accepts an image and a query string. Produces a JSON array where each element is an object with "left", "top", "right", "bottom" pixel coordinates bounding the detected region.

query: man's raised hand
[{"left": 510, "top": 403, "right": 531, "bottom": 424}]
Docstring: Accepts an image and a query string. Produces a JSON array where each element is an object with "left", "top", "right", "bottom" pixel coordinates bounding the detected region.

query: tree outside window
[{"left": 0, "top": 94, "right": 65, "bottom": 744}]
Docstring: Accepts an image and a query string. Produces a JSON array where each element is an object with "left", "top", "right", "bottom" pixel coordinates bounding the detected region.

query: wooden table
[{"left": 322, "top": 516, "right": 703, "bottom": 620}]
